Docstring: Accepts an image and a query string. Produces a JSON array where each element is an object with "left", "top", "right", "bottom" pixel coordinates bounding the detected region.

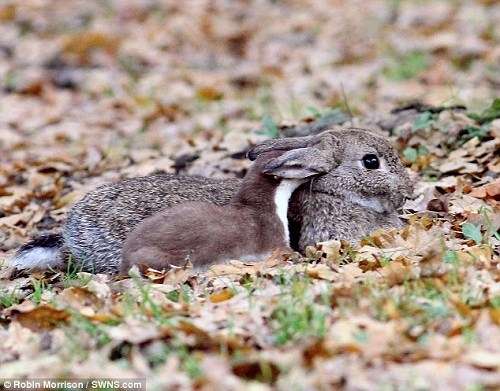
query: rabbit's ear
[
  {"left": 262, "top": 147, "right": 333, "bottom": 179},
  {"left": 247, "top": 135, "right": 315, "bottom": 161}
]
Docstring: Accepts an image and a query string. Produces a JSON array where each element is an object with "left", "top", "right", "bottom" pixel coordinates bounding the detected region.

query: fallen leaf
[
  {"left": 489, "top": 308, "right": 500, "bottom": 325},
  {"left": 307, "top": 264, "right": 338, "bottom": 281},
  {"left": 380, "top": 260, "right": 412, "bottom": 287},
  {"left": 209, "top": 288, "right": 235, "bottom": 303},
  {"left": 13, "top": 305, "right": 70, "bottom": 331},
  {"left": 63, "top": 31, "right": 120, "bottom": 61},
  {"left": 0, "top": 4, "right": 15, "bottom": 21},
  {"left": 316, "top": 240, "right": 342, "bottom": 264},
  {"left": 463, "top": 350, "right": 500, "bottom": 370},
  {"left": 59, "top": 287, "right": 103, "bottom": 316},
  {"left": 468, "top": 179, "right": 500, "bottom": 200},
  {"left": 232, "top": 360, "right": 280, "bottom": 384}
]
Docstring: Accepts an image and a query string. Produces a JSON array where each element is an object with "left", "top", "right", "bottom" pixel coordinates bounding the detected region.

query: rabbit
[
  {"left": 10, "top": 128, "right": 413, "bottom": 275},
  {"left": 248, "top": 129, "right": 413, "bottom": 251},
  {"left": 120, "top": 146, "right": 333, "bottom": 274}
]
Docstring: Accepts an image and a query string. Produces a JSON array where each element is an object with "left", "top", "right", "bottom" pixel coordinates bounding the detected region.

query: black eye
[{"left": 362, "top": 154, "right": 380, "bottom": 169}]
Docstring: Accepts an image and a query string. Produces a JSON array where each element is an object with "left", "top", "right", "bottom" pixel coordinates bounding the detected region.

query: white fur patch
[
  {"left": 9, "top": 247, "right": 63, "bottom": 270},
  {"left": 274, "top": 179, "right": 303, "bottom": 245}
]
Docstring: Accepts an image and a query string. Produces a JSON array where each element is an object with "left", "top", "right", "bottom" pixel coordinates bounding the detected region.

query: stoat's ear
[
  {"left": 247, "top": 129, "right": 343, "bottom": 162},
  {"left": 261, "top": 147, "right": 333, "bottom": 179},
  {"left": 247, "top": 135, "right": 315, "bottom": 161}
]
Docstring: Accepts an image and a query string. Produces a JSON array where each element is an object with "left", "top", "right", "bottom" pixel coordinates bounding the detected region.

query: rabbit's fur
[
  {"left": 63, "top": 175, "right": 240, "bottom": 274},
  {"left": 12, "top": 128, "right": 413, "bottom": 275}
]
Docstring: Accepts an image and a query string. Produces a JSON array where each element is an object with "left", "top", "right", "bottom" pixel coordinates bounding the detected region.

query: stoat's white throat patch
[{"left": 274, "top": 179, "right": 303, "bottom": 245}]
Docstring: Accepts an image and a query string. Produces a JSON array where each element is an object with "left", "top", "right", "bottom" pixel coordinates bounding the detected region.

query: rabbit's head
[
  {"left": 248, "top": 128, "right": 413, "bottom": 213},
  {"left": 309, "top": 128, "right": 413, "bottom": 213}
]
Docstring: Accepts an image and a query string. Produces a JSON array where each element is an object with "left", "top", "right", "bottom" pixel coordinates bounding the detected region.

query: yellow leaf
[
  {"left": 382, "top": 300, "right": 400, "bottom": 320},
  {"left": 209, "top": 288, "right": 234, "bottom": 303},
  {"left": 196, "top": 86, "right": 223, "bottom": 101},
  {"left": 490, "top": 308, "right": 500, "bottom": 325},
  {"left": 54, "top": 190, "right": 83, "bottom": 209},
  {"left": 0, "top": 4, "right": 16, "bottom": 21},
  {"left": 63, "top": 31, "right": 120, "bottom": 61}
]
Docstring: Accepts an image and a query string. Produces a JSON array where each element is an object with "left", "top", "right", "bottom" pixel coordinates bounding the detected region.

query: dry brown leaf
[
  {"left": 208, "top": 263, "right": 248, "bottom": 277},
  {"left": 316, "top": 240, "right": 342, "bottom": 264},
  {"left": 208, "top": 249, "right": 290, "bottom": 277},
  {"left": 59, "top": 287, "right": 103, "bottom": 316},
  {"left": 339, "top": 263, "right": 364, "bottom": 282},
  {"left": 0, "top": 0, "right": 499, "bottom": 386},
  {"left": 140, "top": 262, "right": 193, "bottom": 285},
  {"left": 0, "top": 212, "right": 30, "bottom": 229},
  {"left": 306, "top": 264, "right": 338, "bottom": 282},
  {"left": 232, "top": 360, "right": 280, "bottom": 383},
  {"left": 380, "top": 261, "right": 412, "bottom": 287},
  {"left": 468, "top": 179, "right": 500, "bottom": 200},
  {"left": 176, "top": 320, "right": 209, "bottom": 338},
  {"left": 449, "top": 194, "right": 489, "bottom": 214},
  {"left": 1, "top": 300, "right": 36, "bottom": 318},
  {"left": 163, "top": 264, "right": 193, "bottom": 285},
  {"left": 85, "top": 276, "right": 112, "bottom": 301},
  {"left": 13, "top": 305, "right": 70, "bottom": 331},
  {"left": 456, "top": 245, "right": 493, "bottom": 266},
  {"left": 142, "top": 266, "right": 169, "bottom": 283}
]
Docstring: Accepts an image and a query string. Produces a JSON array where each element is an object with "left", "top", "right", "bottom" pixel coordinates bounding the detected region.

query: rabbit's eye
[{"left": 362, "top": 154, "right": 380, "bottom": 169}]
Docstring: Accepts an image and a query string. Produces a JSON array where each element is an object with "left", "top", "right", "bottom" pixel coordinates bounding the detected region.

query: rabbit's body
[
  {"left": 11, "top": 128, "right": 414, "bottom": 275},
  {"left": 293, "top": 193, "right": 404, "bottom": 250},
  {"left": 64, "top": 174, "right": 240, "bottom": 274}
]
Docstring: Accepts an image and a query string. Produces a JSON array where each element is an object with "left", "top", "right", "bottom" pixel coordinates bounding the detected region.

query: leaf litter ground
[{"left": 0, "top": 1, "right": 499, "bottom": 390}]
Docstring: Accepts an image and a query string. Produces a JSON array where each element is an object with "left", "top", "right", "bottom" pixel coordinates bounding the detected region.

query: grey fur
[
  {"left": 13, "top": 128, "right": 413, "bottom": 275},
  {"left": 63, "top": 174, "right": 240, "bottom": 274}
]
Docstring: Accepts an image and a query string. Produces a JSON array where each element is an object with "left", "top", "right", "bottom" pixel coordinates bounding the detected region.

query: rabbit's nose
[
  {"left": 399, "top": 180, "right": 414, "bottom": 199},
  {"left": 390, "top": 174, "right": 413, "bottom": 196}
]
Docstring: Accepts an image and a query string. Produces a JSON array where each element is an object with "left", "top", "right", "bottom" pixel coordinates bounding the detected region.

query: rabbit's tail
[{"left": 10, "top": 233, "right": 66, "bottom": 270}]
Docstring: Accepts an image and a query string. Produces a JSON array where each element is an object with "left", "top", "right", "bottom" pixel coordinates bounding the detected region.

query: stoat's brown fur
[{"left": 120, "top": 148, "right": 329, "bottom": 273}]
